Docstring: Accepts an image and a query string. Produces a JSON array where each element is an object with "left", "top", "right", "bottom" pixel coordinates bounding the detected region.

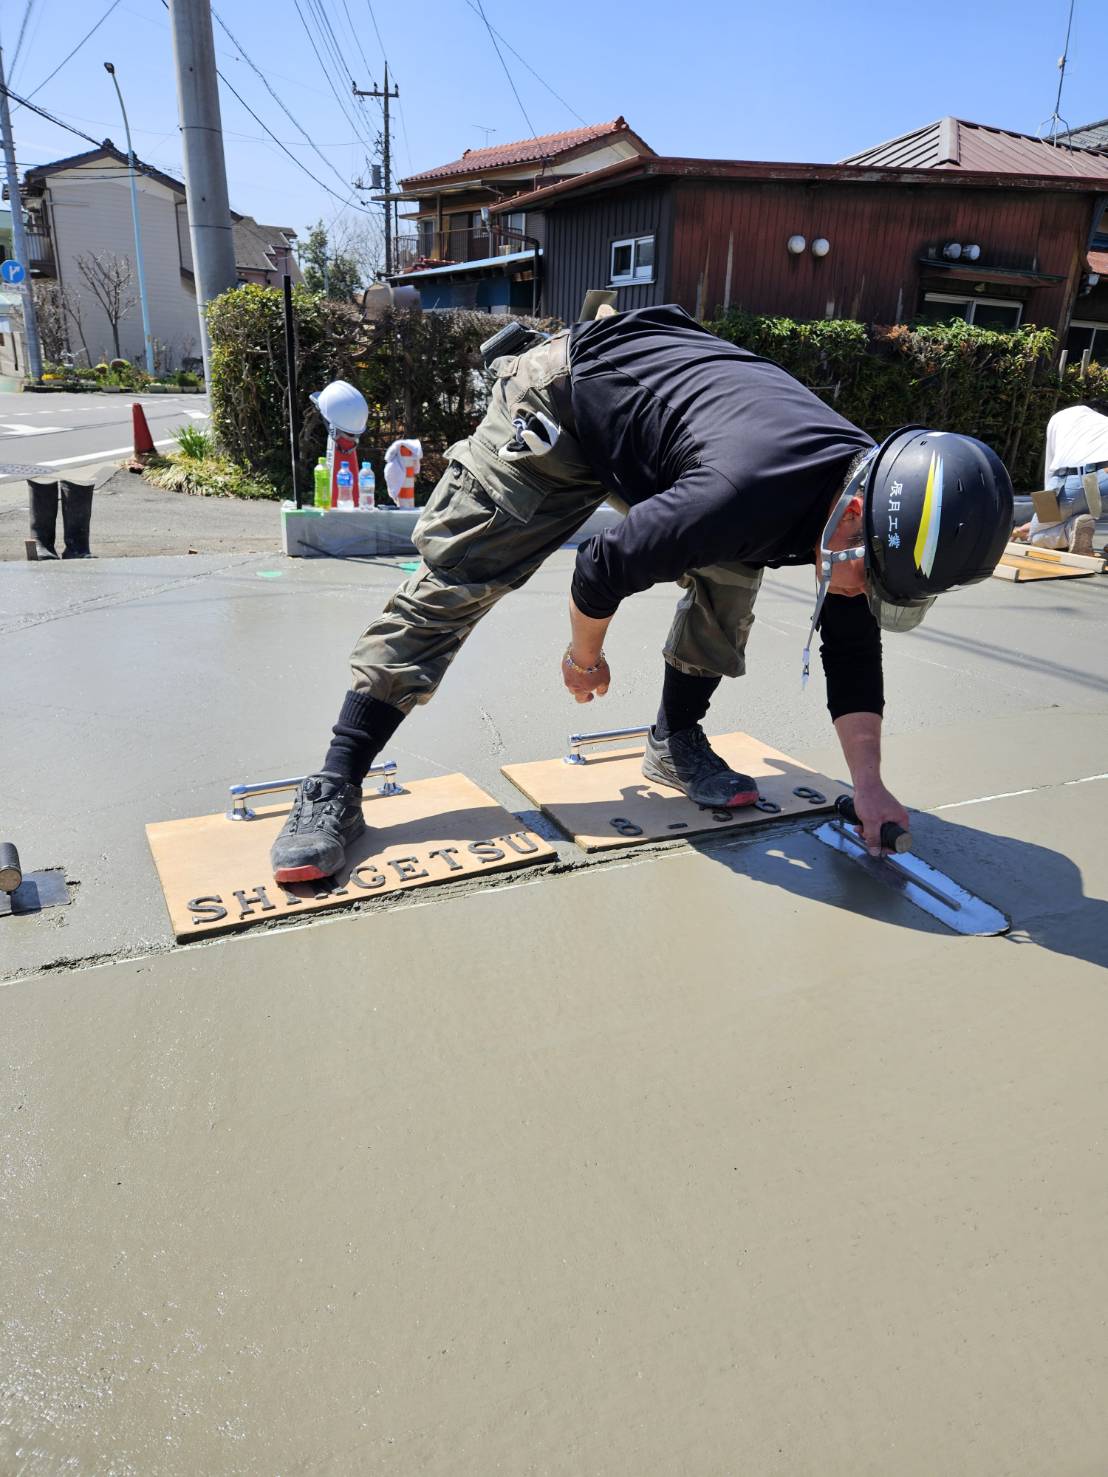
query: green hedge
[
  {"left": 705, "top": 311, "right": 1108, "bottom": 489},
  {"left": 207, "top": 286, "right": 1108, "bottom": 497}
]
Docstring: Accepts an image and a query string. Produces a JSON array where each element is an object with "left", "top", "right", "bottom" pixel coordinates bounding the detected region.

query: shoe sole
[
  {"left": 642, "top": 758, "right": 760, "bottom": 809},
  {"left": 273, "top": 862, "right": 331, "bottom": 883}
]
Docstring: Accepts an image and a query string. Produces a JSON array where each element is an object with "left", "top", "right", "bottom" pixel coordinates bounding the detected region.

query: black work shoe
[
  {"left": 642, "top": 725, "right": 759, "bottom": 809},
  {"left": 270, "top": 771, "right": 365, "bottom": 883}
]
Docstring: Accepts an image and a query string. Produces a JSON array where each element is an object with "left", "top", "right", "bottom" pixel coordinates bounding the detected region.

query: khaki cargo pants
[{"left": 350, "top": 331, "right": 763, "bottom": 712}]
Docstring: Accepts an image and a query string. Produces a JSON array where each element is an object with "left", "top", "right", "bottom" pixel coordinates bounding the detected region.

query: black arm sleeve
[
  {"left": 571, "top": 465, "right": 742, "bottom": 619},
  {"left": 818, "top": 594, "right": 884, "bottom": 720}
]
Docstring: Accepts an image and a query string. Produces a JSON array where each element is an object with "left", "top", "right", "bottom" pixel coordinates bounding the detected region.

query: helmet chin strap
[{"left": 801, "top": 450, "right": 877, "bottom": 689}]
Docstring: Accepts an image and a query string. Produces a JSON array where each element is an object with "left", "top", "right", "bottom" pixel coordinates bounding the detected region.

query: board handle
[{"left": 834, "top": 796, "right": 912, "bottom": 854}]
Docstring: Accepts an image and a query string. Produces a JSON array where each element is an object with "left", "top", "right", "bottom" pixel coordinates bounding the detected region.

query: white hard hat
[{"left": 311, "top": 379, "right": 369, "bottom": 435}]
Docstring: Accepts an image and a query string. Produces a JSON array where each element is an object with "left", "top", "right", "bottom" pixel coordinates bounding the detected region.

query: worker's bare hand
[
  {"left": 562, "top": 653, "right": 610, "bottom": 704},
  {"left": 852, "top": 780, "right": 911, "bottom": 856}
]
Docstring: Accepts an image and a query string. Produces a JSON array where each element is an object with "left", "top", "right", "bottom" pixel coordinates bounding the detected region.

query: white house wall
[{"left": 47, "top": 163, "right": 202, "bottom": 368}]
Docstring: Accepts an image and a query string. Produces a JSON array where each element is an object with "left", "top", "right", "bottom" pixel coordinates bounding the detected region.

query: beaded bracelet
[{"left": 562, "top": 646, "right": 606, "bottom": 676}]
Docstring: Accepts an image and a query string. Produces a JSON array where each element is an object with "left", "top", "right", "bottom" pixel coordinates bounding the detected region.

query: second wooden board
[
  {"left": 992, "top": 557, "right": 1092, "bottom": 582},
  {"left": 502, "top": 731, "right": 842, "bottom": 851}
]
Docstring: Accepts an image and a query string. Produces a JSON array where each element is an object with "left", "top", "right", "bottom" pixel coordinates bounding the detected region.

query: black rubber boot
[
  {"left": 60, "top": 480, "right": 94, "bottom": 559},
  {"left": 28, "top": 479, "right": 60, "bottom": 560},
  {"left": 270, "top": 772, "right": 366, "bottom": 883}
]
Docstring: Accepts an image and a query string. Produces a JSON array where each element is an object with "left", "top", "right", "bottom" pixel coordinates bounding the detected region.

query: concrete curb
[{"left": 281, "top": 502, "right": 625, "bottom": 559}]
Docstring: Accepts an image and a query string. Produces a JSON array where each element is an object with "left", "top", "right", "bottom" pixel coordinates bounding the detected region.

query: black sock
[
  {"left": 321, "top": 690, "right": 406, "bottom": 785},
  {"left": 654, "top": 663, "right": 721, "bottom": 740}
]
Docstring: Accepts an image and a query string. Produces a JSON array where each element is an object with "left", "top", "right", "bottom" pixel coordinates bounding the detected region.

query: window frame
[
  {"left": 1066, "top": 318, "right": 1108, "bottom": 364},
  {"left": 610, "top": 233, "right": 656, "bottom": 287},
  {"left": 920, "top": 292, "right": 1023, "bottom": 329}
]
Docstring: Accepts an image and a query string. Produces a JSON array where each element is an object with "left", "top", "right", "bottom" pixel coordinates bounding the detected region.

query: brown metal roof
[
  {"left": 493, "top": 152, "right": 1108, "bottom": 214},
  {"left": 399, "top": 117, "right": 650, "bottom": 186},
  {"left": 841, "top": 117, "right": 1108, "bottom": 178}
]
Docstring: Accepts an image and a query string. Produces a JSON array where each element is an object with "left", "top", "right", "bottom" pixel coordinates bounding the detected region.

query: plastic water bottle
[
  {"left": 358, "top": 461, "right": 376, "bottom": 510},
  {"left": 336, "top": 463, "right": 355, "bottom": 510},
  {"left": 313, "top": 456, "right": 329, "bottom": 509}
]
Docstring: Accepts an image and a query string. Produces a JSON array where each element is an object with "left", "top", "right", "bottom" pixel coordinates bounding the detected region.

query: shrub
[
  {"left": 175, "top": 423, "right": 214, "bottom": 460},
  {"left": 205, "top": 283, "right": 545, "bottom": 499},
  {"left": 705, "top": 310, "right": 1108, "bottom": 489}
]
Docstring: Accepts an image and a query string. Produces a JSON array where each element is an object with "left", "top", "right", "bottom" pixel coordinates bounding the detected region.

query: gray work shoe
[
  {"left": 270, "top": 771, "right": 365, "bottom": 883},
  {"left": 642, "top": 725, "right": 759, "bottom": 809},
  {"left": 1069, "top": 514, "right": 1096, "bottom": 557}
]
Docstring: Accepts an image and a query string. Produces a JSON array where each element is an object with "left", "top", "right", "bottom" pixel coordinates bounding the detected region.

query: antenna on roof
[
  {"left": 1040, "top": 0, "right": 1077, "bottom": 143},
  {"left": 472, "top": 125, "right": 497, "bottom": 147}
]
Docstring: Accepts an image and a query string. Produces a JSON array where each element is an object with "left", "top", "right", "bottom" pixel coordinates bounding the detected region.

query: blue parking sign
[{"left": 1, "top": 259, "right": 27, "bottom": 285}]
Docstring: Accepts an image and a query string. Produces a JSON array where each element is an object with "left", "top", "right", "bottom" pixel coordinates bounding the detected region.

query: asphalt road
[{"left": 0, "top": 390, "right": 210, "bottom": 496}]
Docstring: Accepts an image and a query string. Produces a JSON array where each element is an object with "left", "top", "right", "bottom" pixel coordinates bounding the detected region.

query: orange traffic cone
[{"left": 130, "top": 402, "right": 156, "bottom": 468}]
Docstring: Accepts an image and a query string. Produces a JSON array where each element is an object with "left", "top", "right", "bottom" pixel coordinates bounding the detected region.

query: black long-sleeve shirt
[{"left": 567, "top": 305, "right": 883, "bottom": 718}]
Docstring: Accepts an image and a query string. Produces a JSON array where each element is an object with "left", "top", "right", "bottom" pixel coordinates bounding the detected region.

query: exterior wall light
[
  {"left": 942, "top": 242, "right": 962, "bottom": 261},
  {"left": 787, "top": 235, "right": 807, "bottom": 254},
  {"left": 811, "top": 238, "right": 830, "bottom": 258}
]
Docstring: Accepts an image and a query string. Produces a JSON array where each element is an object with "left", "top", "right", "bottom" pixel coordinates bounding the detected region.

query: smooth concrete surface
[
  {"left": 2, "top": 543, "right": 1107, "bottom": 1471},
  {"left": 2, "top": 780, "right": 1107, "bottom": 1475},
  {"left": 1, "top": 546, "right": 1105, "bottom": 978}
]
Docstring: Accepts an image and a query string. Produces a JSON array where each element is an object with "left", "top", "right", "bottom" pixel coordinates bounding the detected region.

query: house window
[
  {"left": 417, "top": 218, "right": 433, "bottom": 257},
  {"left": 497, "top": 211, "right": 527, "bottom": 254},
  {"left": 1066, "top": 320, "right": 1108, "bottom": 364},
  {"left": 919, "top": 293, "right": 1022, "bottom": 330},
  {"left": 610, "top": 234, "right": 655, "bottom": 286}
]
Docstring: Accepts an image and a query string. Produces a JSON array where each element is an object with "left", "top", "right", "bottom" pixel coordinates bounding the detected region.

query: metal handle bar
[
  {"left": 227, "top": 759, "right": 400, "bottom": 820},
  {"left": 565, "top": 724, "right": 650, "bottom": 764}
]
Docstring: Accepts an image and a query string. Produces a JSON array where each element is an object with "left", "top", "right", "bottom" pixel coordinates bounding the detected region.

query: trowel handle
[{"left": 834, "top": 796, "right": 912, "bottom": 854}]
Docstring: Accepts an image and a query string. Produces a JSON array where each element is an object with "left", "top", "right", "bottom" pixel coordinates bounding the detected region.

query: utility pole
[
  {"left": 353, "top": 65, "right": 399, "bottom": 276},
  {"left": 0, "top": 45, "right": 43, "bottom": 381},
  {"left": 167, "top": 0, "right": 237, "bottom": 384}
]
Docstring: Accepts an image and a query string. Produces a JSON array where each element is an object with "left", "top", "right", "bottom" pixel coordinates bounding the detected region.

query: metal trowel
[{"left": 813, "top": 796, "right": 1010, "bottom": 937}]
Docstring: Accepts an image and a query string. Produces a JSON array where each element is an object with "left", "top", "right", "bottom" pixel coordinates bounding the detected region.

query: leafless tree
[
  {"left": 75, "top": 251, "right": 138, "bottom": 360},
  {"left": 32, "top": 280, "right": 91, "bottom": 365},
  {"left": 32, "top": 282, "right": 69, "bottom": 363}
]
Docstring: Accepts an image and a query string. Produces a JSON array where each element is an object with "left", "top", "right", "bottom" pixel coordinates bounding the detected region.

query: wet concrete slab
[
  {"left": 1, "top": 548, "right": 1105, "bottom": 977},
  {"left": 2, "top": 545, "right": 1107, "bottom": 1469},
  {"left": 1, "top": 774, "right": 1105, "bottom": 1475}
]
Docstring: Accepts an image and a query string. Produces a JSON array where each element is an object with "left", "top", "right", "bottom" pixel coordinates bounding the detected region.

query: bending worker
[
  {"left": 1012, "top": 399, "right": 1107, "bottom": 555},
  {"left": 272, "top": 304, "right": 1012, "bottom": 881}
]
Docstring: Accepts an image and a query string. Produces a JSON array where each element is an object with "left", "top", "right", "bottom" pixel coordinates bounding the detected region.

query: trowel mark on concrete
[{"left": 478, "top": 706, "right": 505, "bottom": 755}]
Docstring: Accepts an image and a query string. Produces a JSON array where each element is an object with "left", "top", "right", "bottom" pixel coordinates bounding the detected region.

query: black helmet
[{"left": 862, "top": 427, "right": 1013, "bottom": 629}]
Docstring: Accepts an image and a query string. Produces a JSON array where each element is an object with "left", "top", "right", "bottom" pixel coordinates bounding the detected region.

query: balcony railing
[{"left": 24, "top": 227, "right": 56, "bottom": 277}]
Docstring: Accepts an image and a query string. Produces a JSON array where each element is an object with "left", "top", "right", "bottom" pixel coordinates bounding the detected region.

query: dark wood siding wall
[
  {"left": 667, "top": 181, "right": 1093, "bottom": 335},
  {"left": 543, "top": 184, "right": 673, "bottom": 320}
]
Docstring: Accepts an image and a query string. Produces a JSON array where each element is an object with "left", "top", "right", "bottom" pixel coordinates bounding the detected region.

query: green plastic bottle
[{"left": 313, "top": 456, "right": 329, "bottom": 509}]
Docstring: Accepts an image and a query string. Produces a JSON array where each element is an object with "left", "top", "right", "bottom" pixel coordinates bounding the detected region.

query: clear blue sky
[{"left": 3, "top": 0, "right": 1106, "bottom": 242}]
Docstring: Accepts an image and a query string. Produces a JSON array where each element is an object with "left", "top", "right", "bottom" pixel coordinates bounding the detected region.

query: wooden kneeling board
[
  {"left": 147, "top": 773, "right": 556, "bottom": 941},
  {"left": 502, "top": 731, "right": 841, "bottom": 852},
  {"left": 992, "top": 556, "right": 1094, "bottom": 582}
]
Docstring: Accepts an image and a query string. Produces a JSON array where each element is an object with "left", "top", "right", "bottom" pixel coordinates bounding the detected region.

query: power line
[
  {"left": 154, "top": 0, "right": 373, "bottom": 216},
  {"left": 0, "top": 82, "right": 103, "bottom": 149},
  {"left": 211, "top": 4, "right": 358, "bottom": 194},
  {"left": 9, "top": 0, "right": 39, "bottom": 79},
  {"left": 19, "top": 0, "right": 123, "bottom": 105},
  {"left": 290, "top": 0, "right": 375, "bottom": 148},
  {"left": 336, "top": 0, "right": 375, "bottom": 85},
  {"left": 460, "top": 0, "right": 585, "bottom": 124},
  {"left": 472, "top": 0, "right": 537, "bottom": 139}
]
